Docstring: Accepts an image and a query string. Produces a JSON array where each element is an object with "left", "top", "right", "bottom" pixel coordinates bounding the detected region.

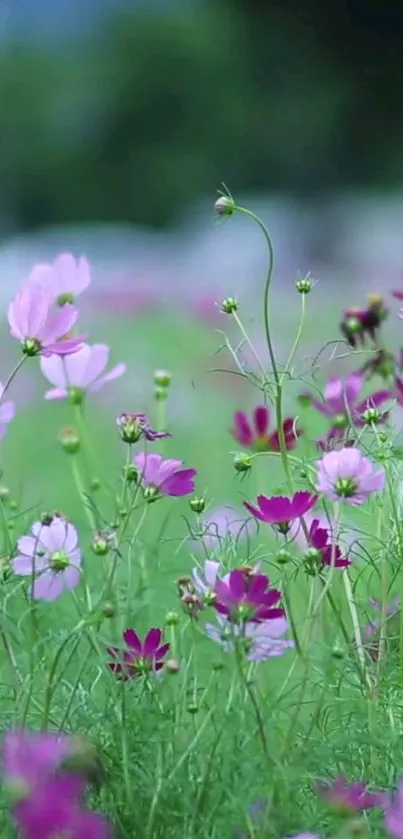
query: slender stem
[
  {"left": 282, "top": 293, "right": 306, "bottom": 381},
  {"left": 232, "top": 311, "right": 267, "bottom": 379},
  {"left": 0, "top": 355, "right": 27, "bottom": 405},
  {"left": 342, "top": 570, "right": 372, "bottom": 691}
]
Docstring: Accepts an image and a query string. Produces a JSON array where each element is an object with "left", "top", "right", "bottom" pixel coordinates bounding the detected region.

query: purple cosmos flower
[
  {"left": 8, "top": 283, "right": 83, "bottom": 357},
  {"left": 28, "top": 254, "right": 91, "bottom": 305},
  {"left": 107, "top": 628, "right": 170, "bottom": 679},
  {"left": 2, "top": 731, "right": 77, "bottom": 802},
  {"left": 14, "top": 774, "right": 112, "bottom": 839},
  {"left": 316, "top": 447, "right": 385, "bottom": 505},
  {"left": 385, "top": 779, "right": 403, "bottom": 838},
  {"left": 302, "top": 372, "right": 391, "bottom": 447},
  {"left": 213, "top": 569, "right": 284, "bottom": 623},
  {"left": 133, "top": 452, "right": 196, "bottom": 498},
  {"left": 40, "top": 343, "right": 126, "bottom": 402},
  {"left": 244, "top": 491, "right": 318, "bottom": 532},
  {"left": 117, "top": 412, "right": 170, "bottom": 444},
  {"left": 205, "top": 614, "right": 294, "bottom": 659},
  {"left": 0, "top": 382, "right": 15, "bottom": 439},
  {"left": 315, "top": 776, "right": 386, "bottom": 813},
  {"left": 13, "top": 518, "right": 81, "bottom": 601},
  {"left": 232, "top": 406, "right": 301, "bottom": 452}
]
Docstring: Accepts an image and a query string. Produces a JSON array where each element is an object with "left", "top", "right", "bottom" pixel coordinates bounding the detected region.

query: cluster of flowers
[{"left": 2, "top": 730, "right": 112, "bottom": 837}]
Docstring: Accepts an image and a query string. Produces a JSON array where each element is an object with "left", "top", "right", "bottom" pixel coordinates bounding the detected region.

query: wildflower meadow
[{"left": 1, "top": 196, "right": 403, "bottom": 837}]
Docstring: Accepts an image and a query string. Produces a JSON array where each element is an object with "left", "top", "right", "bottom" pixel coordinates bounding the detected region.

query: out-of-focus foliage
[{"left": 2, "top": 0, "right": 403, "bottom": 232}]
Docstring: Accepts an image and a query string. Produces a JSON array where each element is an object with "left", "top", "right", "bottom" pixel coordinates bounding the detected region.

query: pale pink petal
[
  {"left": 38, "top": 518, "right": 69, "bottom": 553},
  {"left": 40, "top": 304, "right": 78, "bottom": 346},
  {"left": 134, "top": 452, "right": 163, "bottom": 485},
  {"left": 13, "top": 555, "right": 47, "bottom": 575},
  {"left": 31, "top": 571, "right": 65, "bottom": 601},
  {"left": 16, "top": 535, "right": 38, "bottom": 556},
  {"left": 62, "top": 565, "right": 81, "bottom": 590},
  {"left": 40, "top": 354, "right": 67, "bottom": 389},
  {"left": 78, "top": 344, "right": 109, "bottom": 387},
  {"left": 0, "top": 400, "right": 15, "bottom": 424},
  {"left": 63, "top": 524, "right": 79, "bottom": 554},
  {"left": 89, "top": 362, "right": 127, "bottom": 392},
  {"left": 25, "top": 265, "right": 56, "bottom": 289},
  {"left": 155, "top": 458, "right": 184, "bottom": 485},
  {"left": 44, "top": 388, "right": 69, "bottom": 400},
  {"left": 53, "top": 253, "right": 91, "bottom": 295},
  {"left": 24, "top": 286, "right": 52, "bottom": 338}
]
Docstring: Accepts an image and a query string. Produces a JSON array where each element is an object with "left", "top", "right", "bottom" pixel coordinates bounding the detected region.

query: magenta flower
[
  {"left": 8, "top": 283, "right": 83, "bottom": 357},
  {"left": 13, "top": 518, "right": 81, "bottom": 600},
  {"left": 244, "top": 491, "right": 318, "bottom": 533},
  {"left": 117, "top": 412, "right": 170, "bottom": 444},
  {"left": 316, "top": 776, "right": 385, "bottom": 813},
  {"left": 107, "top": 628, "right": 170, "bottom": 679},
  {"left": 205, "top": 614, "right": 294, "bottom": 659},
  {"left": 133, "top": 452, "right": 196, "bottom": 498},
  {"left": 28, "top": 254, "right": 91, "bottom": 304},
  {"left": 232, "top": 406, "right": 301, "bottom": 452},
  {"left": 303, "top": 519, "right": 350, "bottom": 569},
  {"left": 40, "top": 343, "right": 126, "bottom": 402},
  {"left": 302, "top": 372, "right": 391, "bottom": 447},
  {"left": 0, "top": 382, "right": 15, "bottom": 439},
  {"left": 2, "top": 731, "right": 77, "bottom": 802},
  {"left": 14, "top": 774, "right": 112, "bottom": 839},
  {"left": 316, "top": 447, "right": 385, "bottom": 505},
  {"left": 385, "top": 780, "right": 403, "bottom": 838},
  {"left": 213, "top": 569, "right": 284, "bottom": 623}
]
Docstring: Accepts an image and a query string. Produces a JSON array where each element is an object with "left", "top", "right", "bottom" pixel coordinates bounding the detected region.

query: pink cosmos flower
[
  {"left": 107, "top": 628, "right": 170, "bottom": 680},
  {"left": 213, "top": 569, "right": 283, "bottom": 623},
  {"left": 2, "top": 731, "right": 77, "bottom": 802},
  {"left": 192, "top": 559, "right": 221, "bottom": 599},
  {"left": 8, "top": 283, "right": 83, "bottom": 357},
  {"left": 117, "top": 412, "right": 170, "bottom": 444},
  {"left": 315, "top": 776, "right": 386, "bottom": 812},
  {"left": 316, "top": 447, "right": 385, "bottom": 505},
  {"left": 205, "top": 614, "right": 294, "bottom": 659},
  {"left": 298, "top": 518, "right": 350, "bottom": 569},
  {"left": 302, "top": 372, "right": 391, "bottom": 447},
  {"left": 0, "top": 382, "right": 15, "bottom": 439},
  {"left": 40, "top": 343, "right": 126, "bottom": 401},
  {"left": 385, "top": 779, "right": 403, "bottom": 838},
  {"left": 133, "top": 452, "right": 196, "bottom": 498},
  {"left": 244, "top": 491, "right": 318, "bottom": 532},
  {"left": 232, "top": 406, "right": 301, "bottom": 452},
  {"left": 28, "top": 254, "right": 91, "bottom": 304},
  {"left": 13, "top": 518, "right": 81, "bottom": 601},
  {"left": 14, "top": 774, "right": 112, "bottom": 839}
]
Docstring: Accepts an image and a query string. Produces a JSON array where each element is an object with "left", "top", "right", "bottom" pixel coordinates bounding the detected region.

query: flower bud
[
  {"left": 117, "top": 413, "right": 143, "bottom": 444},
  {"left": 165, "top": 610, "right": 180, "bottom": 626},
  {"left": 361, "top": 407, "right": 382, "bottom": 425},
  {"left": 296, "top": 275, "right": 313, "bottom": 294},
  {"left": 68, "top": 387, "right": 84, "bottom": 406},
  {"left": 165, "top": 658, "right": 180, "bottom": 674},
  {"left": 0, "top": 486, "right": 10, "bottom": 502},
  {"left": 331, "top": 645, "right": 344, "bottom": 659},
  {"left": 58, "top": 426, "right": 80, "bottom": 454},
  {"left": 221, "top": 297, "right": 239, "bottom": 314},
  {"left": 154, "top": 386, "right": 168, "bottom": 401},
  {"left": 233, "top": 453, "right": 252, "bottom": 473},
  {"left": 275, "top": 548, "right": 292, "bottom": 566},
  {"left": 123, "top": 464, "right": 139, "bottom": 484},
  {"left": 378, "top": 430, "right": 388, "bottom": 443},
  {"left": 40, "top": 512, "right": 55, "bottom": 526},
  {"left": 102, "top": 602, "right": 115, "bottom": 618},
  {"left": 189, "top": 497, "right": 206, "bottom": 514},
  {"left": 214, "top": 195, "right": 235, "bottom": 217},
  {"left": 154, "top": 369, "right": 172, "bottom": 388},
  {"left": 186, "top": 703, "right": 199, "bottom": 714},
  {"left": 303, "top": 547, "right": 322, "bottom": 576},
  {"left": 144, "top": 486, "right": 159, "bottom": 503},
  {"left": 92, "top": 533, "right": 109, "bottom": 556},
  {"left": 90, "top": 478, "right": 101, "bottom": 491}
]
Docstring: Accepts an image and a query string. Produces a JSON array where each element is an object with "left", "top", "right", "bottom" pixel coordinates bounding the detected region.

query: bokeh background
[{"left": 2, "top": 0, "right": 403, "bottom": 521}]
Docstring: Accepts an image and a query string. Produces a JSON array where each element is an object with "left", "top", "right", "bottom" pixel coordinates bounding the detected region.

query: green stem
[
  {"left": 282, "top": 292, "right": 307, "bottom": 381},
  {"left": 0, "top": 355, "right": 27, "bottom": 404},
  {"left": 232, "top": 310, "right": 267, "bottom": 379}
]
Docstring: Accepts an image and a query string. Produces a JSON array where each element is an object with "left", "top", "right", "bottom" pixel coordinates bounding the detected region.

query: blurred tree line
[{"left": 2, "top": 0, "right": 403, "bottom": 232}]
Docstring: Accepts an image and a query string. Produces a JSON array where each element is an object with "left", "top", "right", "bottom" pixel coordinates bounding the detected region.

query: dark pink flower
[
  {"left": 232, "top": 406, "right": 301, "bottom": 452},
  {"left": 107, "top": 628, "right": 170, "bottom": 679},
  {"left": 340, "top": 297, "right": 387, "bottom": 348},
  {"left": 302, "top": 372, "right": 391, "bottom": 448},
  {"left": 14, "top": 775, "right": 112, "bottom": 839},
  {"left": 117, "top": 412, "right": 170, "bottom": 444},
  {"left": 304, "top": 519, "right": 350, "bottom": 569},
  {"left": 213, "top": 569, "right": 284, "bottom": 623},
  {"left": 8, "top": 283, "right": 83, "bottom": 357},
  {"left": 244, "top": 491, "right": 318, "bottom": 533},
  {"left": 316, "top": 776, "right": 386, "bottom": 813},
  {"left": 133, "top": 452, "right": 196, "bottom": 498}
]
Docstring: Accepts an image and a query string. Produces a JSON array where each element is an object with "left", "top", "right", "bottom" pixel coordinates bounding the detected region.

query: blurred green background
[{"left": 2, "top": 0, "right": 403, "bottom": 234}]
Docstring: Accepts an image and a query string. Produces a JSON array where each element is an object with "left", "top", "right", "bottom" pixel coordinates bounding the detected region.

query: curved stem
[
  {"left": 0, "top": 355, "right": 27, "bottom": 405},
  {"left": 282, "top": 293, "right": 306, "bottom": 381}
]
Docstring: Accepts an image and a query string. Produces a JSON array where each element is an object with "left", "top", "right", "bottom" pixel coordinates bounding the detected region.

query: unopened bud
[
  {"left": 331, "top": 645, "right": 344, "bottom": 660},
  {"left": 361, "top": 406, "right": 382, "bottom": 425},
  {"left": 186, "top": 703, "right": 199, "bottom": 714},
  {"left": 102, "top": 602, "right": 115, "bottom": 618},
  {"left": 214, "top": 195, "right": 235, "bottom": 217},
  {"left": 303, "top": 547, "right": 322, "bottom": 576},
  {"left": 221, "top": 297, "right": 239, "bottom": 314},
  {"left": 154, "top": 369, "right": 172, "bottom": 388},
  {"left": 165, "top": 658, "right": 180, "bottom": 674},
  {"left": 0, "top": 486, "right": 10, "bottom": 502},
  {"left": 92, "top": 533, "right": 109, "bottom": 556},
  {"left": 233, "top": 453, "right": 252, "bottom": 473},
  {"left": 144, "top": 486, "right": 159, "bottom": 503},
  {"left": 90, "top": 478, "right": 101, "bottom": 491},
  {"left": 296, "top": 275, "right": 313, "bottom": 294},
  {"left": 58, "top": 426, "right": 80, "bottom": 454},
  {"left": 123, "top": 464, "right": 139, "bottom": 484},
  {"left": 165, "top": 610, "right": 180, "bottom": 626},
  {"left": 189, "top": 497, "right": 206, "bottom": 514},
  {"left": 275, "top": 549, "right": 292, "bottom": 566},
  {"left": 378, "top": 430, "right": 388, "bottom": 443}
]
